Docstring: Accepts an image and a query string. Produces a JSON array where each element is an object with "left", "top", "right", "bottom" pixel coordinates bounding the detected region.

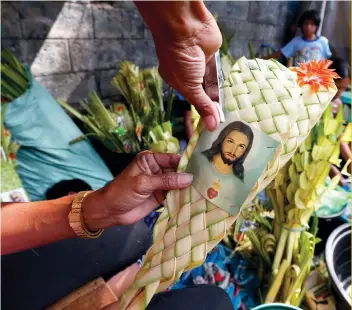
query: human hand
[
  {"left": 82, "top": 151, "right": 193, "bottom": 230},
  {"left": 135, "top": 1, "right": 222, "bottom": 131}
]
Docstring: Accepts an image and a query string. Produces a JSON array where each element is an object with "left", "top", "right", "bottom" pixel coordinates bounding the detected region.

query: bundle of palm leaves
[
  {"left": 111, "top": 61, "right": 165, "bottom": 140},
  {"left": 59, "top": 94, "right": 142, "bottom": 153},
  {"left": 60, "top": 61, "right": 179, "bottom": 154},
  {"left": 1, "top": 49, "right": 29, "bottom": 103}
]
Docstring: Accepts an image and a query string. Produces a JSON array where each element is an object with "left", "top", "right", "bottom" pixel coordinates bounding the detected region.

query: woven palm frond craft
[{"left": 119, "top": 58, "right": 338, "bottom": 309}]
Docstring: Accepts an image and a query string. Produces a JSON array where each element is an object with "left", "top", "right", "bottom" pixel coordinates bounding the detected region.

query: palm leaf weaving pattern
[{"left": 119, "top": 58, "right": 337, "bottom": 309}]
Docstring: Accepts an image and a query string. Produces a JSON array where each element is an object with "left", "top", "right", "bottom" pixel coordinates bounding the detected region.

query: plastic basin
[
  {"left": 325, "top": 223, "right": 351, "bottom": 309},
  {"left": 252, "top": 304, "right": 302, "bottom": 310}
]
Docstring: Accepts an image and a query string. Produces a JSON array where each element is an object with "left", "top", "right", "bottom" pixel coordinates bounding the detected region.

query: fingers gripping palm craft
[{"left": 119, "top": 58, "right": 337, "bottom": 309}]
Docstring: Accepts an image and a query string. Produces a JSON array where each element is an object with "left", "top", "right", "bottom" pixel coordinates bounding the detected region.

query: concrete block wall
[{"left": 2, "top": 1, "right": 294, "bottom": 107}]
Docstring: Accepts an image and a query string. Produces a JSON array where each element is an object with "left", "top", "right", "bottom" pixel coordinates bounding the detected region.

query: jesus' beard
[{"left": 220, "top": 151, "right": 237, "bottom": 166}]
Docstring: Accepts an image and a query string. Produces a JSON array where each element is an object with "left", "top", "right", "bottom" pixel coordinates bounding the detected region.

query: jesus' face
[{"left": 220, "top": 130, "right": 249, "bottom": 165}]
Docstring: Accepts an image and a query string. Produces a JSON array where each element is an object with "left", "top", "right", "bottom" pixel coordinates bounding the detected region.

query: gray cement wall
[{"left": 2, "top": 1, "right": 294, "bottom": 107}]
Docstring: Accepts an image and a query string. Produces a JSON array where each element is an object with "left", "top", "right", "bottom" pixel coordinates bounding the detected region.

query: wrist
[{"left": 81, "top": 189, "right": 112, "bottom": 232}]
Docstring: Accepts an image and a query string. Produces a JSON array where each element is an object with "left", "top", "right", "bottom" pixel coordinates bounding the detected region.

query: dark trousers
[
  {"left": 148, "top": 285, "right": 232, "bottom": 310},
  {"left": 1, "top": 221, "right": 233, "bottom": 310},
  {"left": 2, "top": 222, "right": 151, "bottom": 309}
]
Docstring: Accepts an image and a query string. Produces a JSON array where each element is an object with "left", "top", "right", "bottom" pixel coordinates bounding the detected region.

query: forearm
[
  {"left": 134, "top": 1, "right": 211, "bottom": 42},
  {"left": 1, "top": 186, "right": 114, "bottom": 255},
  {"left": 1, "top": 196, "right": 76, "bottom": 255}
]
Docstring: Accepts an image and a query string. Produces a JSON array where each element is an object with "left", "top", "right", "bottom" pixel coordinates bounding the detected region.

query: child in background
[{"left": 266, "top": 10, "right": 331, "bottom": 66}]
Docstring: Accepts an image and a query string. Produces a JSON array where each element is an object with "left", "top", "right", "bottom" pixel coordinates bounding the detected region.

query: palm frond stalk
[
  {"left": 224, "top": 60, "right": 342, "bottom": 306},
  {"left": 265, "top": 103, "right": 350, "bottom": 305}
]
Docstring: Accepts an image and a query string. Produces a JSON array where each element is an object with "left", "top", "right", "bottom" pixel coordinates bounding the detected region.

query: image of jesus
[
  {"left": 186, "top": 121, "right": 255, "bottom": 214},
  {"left": 202, "top": 121, "right": 254, "bottom": 181}
]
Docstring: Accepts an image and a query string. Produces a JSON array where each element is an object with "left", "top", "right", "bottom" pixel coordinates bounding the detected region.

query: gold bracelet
[{"left": 68, "top": 191, "right": 104, "bottom": 239}]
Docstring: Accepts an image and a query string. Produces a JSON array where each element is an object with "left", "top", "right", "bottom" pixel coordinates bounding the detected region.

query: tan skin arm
[
  {"left": 1, "top": 152, "right": 193, "bottom": 255},
  {"left": 0, "top": 191, "right": 111, "bottom": 255},
  {"left": 1, "top": 197, "right": 76, "bottom": 255},
  {"left": 2, "top": 1, "right": 222, "bottom": 257},
  {"left": 2, "top": 2, "right": 220, "bottom": 256}
]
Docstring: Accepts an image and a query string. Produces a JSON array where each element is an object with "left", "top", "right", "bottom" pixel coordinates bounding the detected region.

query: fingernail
[
  {"left": 204, "top": 115, "right": 217, "bottom": 131},
  {"left": 178, "top": 173, "right": 193, "bottom": 187}
]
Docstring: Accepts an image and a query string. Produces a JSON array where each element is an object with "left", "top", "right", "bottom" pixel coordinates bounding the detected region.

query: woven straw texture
[{"left": 119, "top": 57, "right": 337, "bottom": 309}]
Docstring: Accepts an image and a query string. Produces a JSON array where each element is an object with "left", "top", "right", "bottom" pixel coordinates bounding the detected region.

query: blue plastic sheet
[
  {"left": 170, "top": 244, "right": 260, "bottom": 309},
  {"left": 3, "top": 72, "right": 113, "bottom": 201}
]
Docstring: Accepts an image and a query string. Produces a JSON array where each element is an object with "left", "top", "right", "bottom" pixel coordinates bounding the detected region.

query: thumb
[
  {"left": 181, "top": 83, "right": 220, "bottom": 131},
  {"left": 138, "top": 172, "right": 193, "bottom": 193}
]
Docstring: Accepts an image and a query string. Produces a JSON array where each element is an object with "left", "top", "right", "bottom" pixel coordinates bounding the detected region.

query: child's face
[{"left": 302, "top": 20, "right": 317, "bottom": 38}]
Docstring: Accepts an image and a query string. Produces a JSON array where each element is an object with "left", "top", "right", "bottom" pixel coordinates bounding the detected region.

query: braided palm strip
[
  {"left": 224, "top": 57, "right": 337, "bottom": 203},
  {"left": 119, "top": 58, "right": 336, "bottom": 309}
]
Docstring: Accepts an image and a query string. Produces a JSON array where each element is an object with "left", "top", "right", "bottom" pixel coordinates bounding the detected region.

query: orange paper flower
[{"left": 290, "top": 60, "right": 340, "bottom": 94}]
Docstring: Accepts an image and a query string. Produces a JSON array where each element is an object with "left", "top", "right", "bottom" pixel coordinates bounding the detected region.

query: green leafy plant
[
  {"left": 223, "top": 60, "right": 347, "bottom": 307},
  {"left": 60, "top": 61, "right": 179, "bottom": 154},
  {"left": 1, "top": 49, "right": 29, "bottom": 103}
]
